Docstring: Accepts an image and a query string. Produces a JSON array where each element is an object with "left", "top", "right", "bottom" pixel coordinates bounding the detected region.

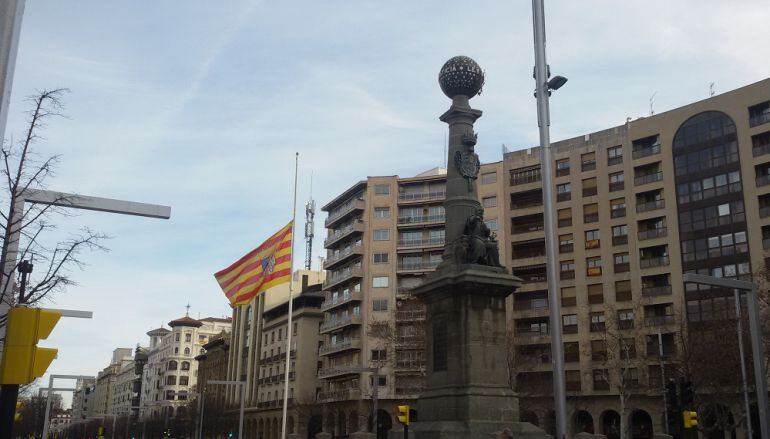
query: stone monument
[{"left": 393, "top": 56, "right": 546, "bottom": 439}]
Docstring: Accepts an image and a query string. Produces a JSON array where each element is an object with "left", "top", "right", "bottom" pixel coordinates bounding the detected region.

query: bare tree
[{"left": 0, "top": 89, "right": 106, "bottom": 318}]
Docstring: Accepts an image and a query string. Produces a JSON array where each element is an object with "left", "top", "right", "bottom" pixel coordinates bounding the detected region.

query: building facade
[
  {"left": 93, "top": 348, "right": 133, "bottom": 416},
  {"left": 504, "top": 78, "right": 770, "bottom": 438},
  {"left": 71, "top": 377, "right": 96, "bottom": 422}
]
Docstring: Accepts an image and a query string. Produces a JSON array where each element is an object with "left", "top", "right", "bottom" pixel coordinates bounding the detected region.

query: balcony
[
  {"left": 753, "top": 142, "right": 770, "bottom": 158},
  {"left": 394, "top": 359, "right": 426, "bottom": 372},
  {"left": 323, "top": 266, "right": 363, "bottom": 290},
  {"left": 324, "top": 244, "right": 364, "bottom": 270},
  {"left": 510, "top": 168, "right": 542, "bottom": 186},
  {"left": 397, "top": 237, "right": 445, "bottom": 249},
  {"left": 632, "top": 144, "right": 661, "bottom": 159},
  {"left": 394, "top": 386, "right": 425, "bottom": 398},
  {"left": 750, "top": 107, "right": 770, "bottom": 128},
  {"left": 636, "top": 199, "right": 665, "bottom": 213},
  {"left": 321, "top": 290, "right": 363, "bottom": 312},
  {"left": 634, "top": 172, "right": 663, "bottom": 186},
  {"left": 642, "top": 285, "right": 672, "bottom": 297},
  {"left": 317, "top": 388, "right": 362, "bottom": 403},
  {"left": 324, "top": 221, "right": 365, "bottom": 248},
  {"left": 319, "top": 338, "right": 362, "bottom": 355},
  {"left": 398, "top": 190, "right": 446, "bottom": 204},
  {"left": 319, "top": 315, "right": 362, "bottom": 334},
  {"left": 397, "top": 214, "right": 445, "bottom": 227},
  {"left": 325, "top": 199, "right": 365, "bottom": 228},
  {"left": 317, "top": 365, "right": 361, "bottom": 379},
  {"left": 396, "top": 310, "right": 426, "bottom": 321},
  {"left": 645, "top": 315, "right": 675, "bottom": 326},
  {"left": 757, "top": 174, "right": 770, "bottom": 188},
  {"left": 638, "top": 227, "right": 667, "bottom": 241},
  {"left": 397, "top": 261, "right": 440, "bottom": 273},
  {"left": 640, "top": 256, "right": 669, "bottom": 269}
]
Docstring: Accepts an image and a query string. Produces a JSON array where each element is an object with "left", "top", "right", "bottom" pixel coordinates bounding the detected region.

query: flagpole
[{"left": 281, "top": 152, "right": 299, "bottom": 439}]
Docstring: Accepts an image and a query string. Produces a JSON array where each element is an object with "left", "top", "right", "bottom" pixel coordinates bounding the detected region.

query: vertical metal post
[
  {"left": 111, "top": 414, "right": 116, "bottom": 439},
  {"left": 658, "top": 330, "right": 669, "bottom": 434},
  {"left": 198, "top": 390, "right": 205, "bottom": 439},
  {"left": 239, "top": 383, "right": 245, "bottom": 439},
  {"left": 42, "top": 375, "right": 54, "bottom": 439},
  {"left": 747, "top": 285, "right": 769, "bottom": 439},
  {"left": 735, "top": 290, "right": 753, "bottom": 439},
  {"left": 281, "top": 152, "right": 299, "bottom": 439},
  {"left": 531, "top": 0, "right": 567, "bottom": 438},
  {"left": 404, "top": 424, "right": 408, "bottom": 439}
]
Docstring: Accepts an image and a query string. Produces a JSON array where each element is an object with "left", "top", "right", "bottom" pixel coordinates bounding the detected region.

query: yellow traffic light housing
[
  {"left": 397, "top": 405, "right": 410, "bottom": 425},
  {"left": 0, "top": 307, "right": 61, "bottom": 384},
  {"left": 683, "top": 410, "right": 698, "bottom": 429}
]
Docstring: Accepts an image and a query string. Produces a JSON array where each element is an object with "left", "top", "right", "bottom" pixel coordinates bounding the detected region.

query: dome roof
[{"left": 168, "top": 315, "right": 203, "bottom": 328}]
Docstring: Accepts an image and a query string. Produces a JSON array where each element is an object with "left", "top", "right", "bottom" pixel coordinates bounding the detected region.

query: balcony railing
[
  {"left": 760, "top": 206, "right": 770, "bottom": 218},
  {"left": 394, "top": 359, "right": 426, "bottom": 371},
  {"left": 753, "top": 143, "right": 770, "bottom": 157},
  {"left": 584, "top": 214, "right": 599, "bottom": 223},
  {"left": 398, "top": 191, "right": 446, "bottom": 203},
  {"left": 317, "top": 388, "right": 361, "bottom": 403},
  {"left": 612, "top": 235, "right": 628, "bottom": 246},
  {"left": 325, "top": 199, "right": 365, "bottom": 227},
  {"left": 511, "top": 171, "right": 542, "bottom": 186},
  {"left": 645, "top": 315, "right": 675, "bottom": 326},
  {"left": 323, "top": 266, "right": 363, "bottom": 289},
  {"left": 324, "top": 221, "right": 364, "bottom": 248},
  {"left": 397, "top": 237, "right": 445, "bottom": 248},
  {"left": 632, "top": 144, "right": 661, "bottom": 159},
  {"left": 557, "top": 192, "right": 571, "bottom": 202},
  {"left": 317, "top": 365, "right": 361, "bottom": 379},
  {"left": 763, "top": 238, "right": 770, "bottom": 250},
  {"left": 556, "top": 167, "right": 570, "bottom": 177},
  {"left": 640, "top": 255, "right": 669, "bottom": 269},
  {"left": 750, "top": 112, "right": 770, "bottom": 128},
  {"left": 324, "top": 244, "right": 364, "bottom": 269},
  {"left": 397, "top": 214, "right": 445, "bottom": 225},
  {"left": 396, "top": 310, "right": 426, "bottom": 321},
  {"left": 560, "top": 270, "right": 575, "bottom": 280},
  {"left": 642, "top": 285, "right": 672, "bottom": 297},
  {"left": 583, "top": 187, "right": 598, "bottom": 197},
  {"left": 757, "top": 174, "right": 770, "bottom": 187},
  {"left": 609, "top": 182, "right": 625, "bottom": 192},
  {"left": 319, "top": 315, "right": 362, "bottom": 334},
  {"left": 582, "top": 161, "right": 596, "bottom": 172},
  {"left": 318, "top": 338, "right": 361, "bottom": 355},
  {"left": 635, "top": 171, "right": 663, "bottom": 186},
  {"left": 611, "top": 208, "right": 626, "bottom": 218},
  {"left": 636, "top": 199, "right": 665, "bottom": 213},
  {"left": 321, "top": 290, "right": 363, "bottom": 312},
  {"left": 638, "top": 227, "right": 667, "bottom": 240},
  {"left": 394, "top": 386, "right": 425, "bottom": 397},
  {"left": 397, "top": 261, "right": 440, "bottom": 272},
  {"left": 559, "top": 244, "right": 574, "bottom": 254}
]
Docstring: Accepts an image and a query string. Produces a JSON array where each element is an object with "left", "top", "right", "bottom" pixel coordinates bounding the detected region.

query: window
[
  {"left": 373, "top": 299, "right": 388, "bottom": 311},
  {"left": 621, "top": 338, "right": 637, "bottom": 359},
  {"left": 566, "top": 370, "right": 581, "bottom": 390},
  {"left": 168, "top": 361, "right": 178, "bottom": 371},
  {"left": 179, "top": 376, "right": 189, "bottom": 386},
  {"left": 563, "top": 314, "right": 578, "bottom": 333},
  {"left": 559, "top": 234, "right": 574, "bottom": 253},
  {"left": 374, "top": 184, "right": 390, "bottom": 195},
  {"left": 373, "top": 229, "right": 390, "bottom": 241},
  {"left": 587, "top": 256, "right": 602, "bottom": 276},
  {"left": 558, "top": 208, "right": 572, "bottom": 227},
  {"left": 278, "top": 328, "right": 282, "bottom": 341},
  {"left": 185, "top": 333, "right": 191, "bottom": 342},
  {"left": 184, "top": 347, "right": 191, "bottom": 356},
  {"left": 591, "top": 340, "right": 607, "bottom": 360},
  {"left": 482, "top": 196, "right": 497, "bottom": 208},
  {"left": 612, "top": 224, "right": 628, "bottom": 245},
  {"left": 371, "top": 349, "right": 387, "bottom": 361},
  {"left": 510, "top": 166, "right": 541, "bottom": 185},
  {"left": 181, "top": 361, "right": 190, "bottom": 371},
  {"left": 583, "top": 203, "right": 598, "bottom": 223},
  {"left": 564, "top": 342, "right": 580, "bottom": 362},
  {"left": 587, "top": 283, "right": 603, "bottom": 304},
  {"left": 590, "top": 312, "right": 606, "bottom": 331},
  {"left": 484, "top": 219, "right": 498, "bottom": 231},
  {"left": 614, "top": 252, "right": 630, "bottom": 272},
  {"left": 372, "top": 276, "right": 389, "bottom": 288},
  {"left": 560, "top": 260, "right": 575, "bottom": 279},
  {"left": 561, "top": 286, "right": 576, "bottom": 307},
  {"left": 609, "top": 172, "right": 624, "bottom": 191},
  {"left": 374, "top": 207, "right": 390, "bottom": 218},
  {"left": 175, "top": 333, "right": 180, "bottom": 342},
  {"left": 556, "top": 183, "right": 571, "bottom": 202},
  {"left": 556, "top": 158, "right": 570, "bottom": 176},
  {"left": 585, "top": 229, "right": 600, "bottom": 249},
  {"left": 582, "top": 178, "right": 598, "bottom": 197},
  {"left": 616, "top": 280, "right": 632, "bottom": 301},
  {"left": 166, "top": 376, "right": 176, "bottom": 385},
  {"left": 607, "top": 145, "right": 623, "bottom": 165},
  {"left": 581, "top": 152, "right": 596, "bottom": 171},
  {"left": 610, "top": 198, "right": 626, "bottom": 218},
  {"left": 481, "top": 172, "right": 497, "bottom": 185},
  {"left": 373, "top": 253, "right": 389, "bottom": 264},
  {"left": 618, "top": 309, "right": 634, "bottom": 329}
]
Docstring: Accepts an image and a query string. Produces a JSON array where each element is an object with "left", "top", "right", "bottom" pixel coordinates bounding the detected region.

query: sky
[{"left": 5, "top": 0, "right": 770, "bottom": 401}]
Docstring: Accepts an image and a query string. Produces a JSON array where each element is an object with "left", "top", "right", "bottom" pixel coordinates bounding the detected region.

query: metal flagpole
[{"left": 281, "top": 152, "right": 299, "bottom": 439}]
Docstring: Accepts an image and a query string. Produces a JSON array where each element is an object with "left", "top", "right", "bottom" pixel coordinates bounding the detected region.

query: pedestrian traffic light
[
  {"left": 683, "top": 411, "right": 698, "bottom": 429},
  {"left": 0, "top": 307, "right": 61, "bottom": 384},
  {"left": 397, "top": 405, "right": 410, "bottom": 425}
]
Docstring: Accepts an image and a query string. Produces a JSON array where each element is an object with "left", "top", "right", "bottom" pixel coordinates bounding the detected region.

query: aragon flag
[{"left": 215, "top": 221, "right": 293, "bottom": 306}]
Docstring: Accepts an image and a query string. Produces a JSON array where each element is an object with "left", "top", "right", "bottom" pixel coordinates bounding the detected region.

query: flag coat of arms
[{"left": 215, "top": 221, "right": 293, "bottom": 306}]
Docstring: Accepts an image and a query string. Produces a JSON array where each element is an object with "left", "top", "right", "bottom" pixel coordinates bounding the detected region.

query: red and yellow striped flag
[{"left": 215, "top": 221, "right": 293, "bottom": 306}]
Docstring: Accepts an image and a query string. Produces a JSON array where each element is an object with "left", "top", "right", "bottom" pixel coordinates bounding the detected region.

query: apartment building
[
  {"left": 223, "top": 270, "right": 325, "bottom": 438},
  {"left": 317, "top": 164, "right": 506, "bottom": 437},
  {"left": 505, "top": 78, "right": 770, "bottom": 439},
  {"left": 111, "top": 346, "right": 148, "bottom": 419},
  {"left": 139, "top": 314, "right": 232, "bottom": 420},
  {"left": 93, "top": 348, "right": 133, "bottom": 416},
  {"left": 71, "top": 377, "right": 96, "bottom": 422}
]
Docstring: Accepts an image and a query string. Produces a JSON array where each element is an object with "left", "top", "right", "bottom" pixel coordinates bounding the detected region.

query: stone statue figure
[{"left": 462, "top": 207, "right": 502, "bottom": 267}]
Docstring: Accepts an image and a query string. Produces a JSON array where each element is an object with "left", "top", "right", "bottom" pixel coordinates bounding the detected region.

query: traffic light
[
  {"left": 397, "top": 405, "right": 410, "bottom": 426},
  {"left": 228, "top": 431, "right": 234, "bottom": 438},
  {"left": 683, "top": 411, "right": 698, "bottom": 429},
  {"left": 0, "top": 307, "right": 61, "bottom": 384}
]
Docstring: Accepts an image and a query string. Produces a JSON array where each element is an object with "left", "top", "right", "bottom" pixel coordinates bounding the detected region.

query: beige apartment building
[
  {"left": 317, "top": 164, "right": 506, "bottom": 437},
  {"left": 504, "top": 78, "right": 770, "bottom": 439}
]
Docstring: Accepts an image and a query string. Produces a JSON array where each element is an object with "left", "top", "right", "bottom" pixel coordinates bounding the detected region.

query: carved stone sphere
[{"left": 438, "top": 56, "right": 485, "bottom": 99}]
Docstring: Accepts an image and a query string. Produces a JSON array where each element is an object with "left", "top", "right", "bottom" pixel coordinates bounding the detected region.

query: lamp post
[
  {"left": 530, "top": 1, "right": 568, "bottom": 438},
  {"left": 682, "top": 273, "right": 770, "bottom": 439}
]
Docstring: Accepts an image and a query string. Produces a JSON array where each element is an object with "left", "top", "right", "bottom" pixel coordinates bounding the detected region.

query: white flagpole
[{"left": 281, "top": 152, "right": 299, "bottom": 439}]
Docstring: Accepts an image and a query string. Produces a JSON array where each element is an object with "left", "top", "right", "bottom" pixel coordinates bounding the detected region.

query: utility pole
[{"left": 531, "top": 1, "right": 568, "bottom": 438}]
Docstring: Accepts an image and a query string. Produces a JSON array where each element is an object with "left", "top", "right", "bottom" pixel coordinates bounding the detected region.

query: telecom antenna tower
[{"left": 304, "top": 175, "right": 315, "bottom": 270}]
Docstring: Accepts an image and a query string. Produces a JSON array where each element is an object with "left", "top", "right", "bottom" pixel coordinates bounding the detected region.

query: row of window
[{"left": 370, "top": 172, "right": 497, "bottom": 197}]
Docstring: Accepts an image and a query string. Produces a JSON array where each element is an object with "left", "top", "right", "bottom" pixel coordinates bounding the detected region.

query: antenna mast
[{"left": 304, "top": 172, "right": 316, "bottom": 270}]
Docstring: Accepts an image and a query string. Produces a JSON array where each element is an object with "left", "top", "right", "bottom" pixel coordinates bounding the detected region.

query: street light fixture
[{"left": 682, "top": 273, "right": 770, "bottom": 439}]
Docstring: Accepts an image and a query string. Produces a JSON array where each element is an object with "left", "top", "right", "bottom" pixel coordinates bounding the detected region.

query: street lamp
[
  {"left": 682, "top": 273, "right": 770, "bottom": 439},
  {"left": 531, "top": 1, "right": 569, "bottom": 438}
]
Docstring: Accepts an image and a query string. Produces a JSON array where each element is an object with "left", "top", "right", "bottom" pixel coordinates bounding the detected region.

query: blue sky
[{"left": 5, "top": 0, "right": 770, "bottom": 396}]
